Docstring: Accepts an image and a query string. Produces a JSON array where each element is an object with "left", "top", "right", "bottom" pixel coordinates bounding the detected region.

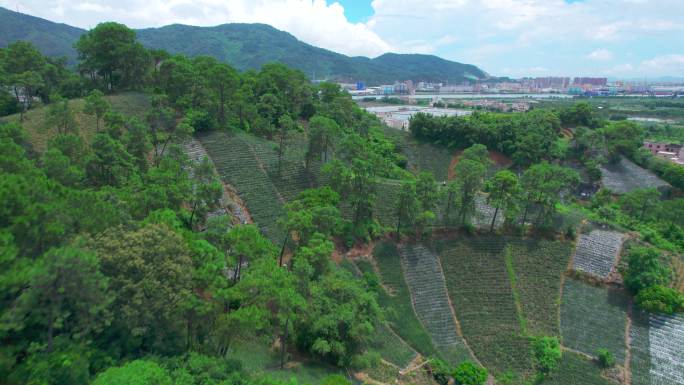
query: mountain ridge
[{"left": 0, "top": 6, "right": 487, "bottom": 85}]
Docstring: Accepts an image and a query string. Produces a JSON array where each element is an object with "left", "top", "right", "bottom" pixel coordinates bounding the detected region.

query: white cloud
[
  {"left": 588, "top": 49, "right": 614, "bottom": 61},
  {"left": 639, "top": 54, "right": 684, "bottom": 74}
]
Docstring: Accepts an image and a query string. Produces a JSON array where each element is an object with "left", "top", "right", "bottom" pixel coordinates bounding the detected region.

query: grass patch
[
  {"left": 504, "top": 247, "right": 527, "bottom": 334},
  {"left": 6, "top": 91, "right": 150, "bottom": 152}
]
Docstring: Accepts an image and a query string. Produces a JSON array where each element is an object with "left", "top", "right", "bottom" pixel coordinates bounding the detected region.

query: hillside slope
[{"left": 0, "top": 6, "right": 487, "bottom": 84}]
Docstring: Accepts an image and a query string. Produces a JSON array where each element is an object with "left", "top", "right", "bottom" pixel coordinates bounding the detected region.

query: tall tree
[
  {"left": 485, "top": 170, "right": 521, "bottom": 232},
  {"left": 83, "top": 89, "right": 111, "bottom": 132},
  {"left": 75, "top": 22, "right": 149, "bottom": 90},
  {"left": 395, "top": 180, "right": 420, "bottom": 236},
  {"left": 44, "top": 96, "right": 77, "bottom": 136},
  {"left": 453, "top": 158, "right": 487, "bottom": 225}
]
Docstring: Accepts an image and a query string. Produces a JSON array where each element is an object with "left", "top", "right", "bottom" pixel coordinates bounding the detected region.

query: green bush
[
  {"left": 596, "top": 348, "right": 615, "bottom": 368},
  {"left": 429, "top": 358, "right": 451, "bottom": 385},
  {"left": 532, "top": 336, "right": 562, "bottom": 375},
  {"left": 622, "top": 246, "right": 672, "bottom": 294},
  {"left": 635, "top": 285, "right": 684, "bottom": 314},
  {"left": 452, "top": 361, "right": 488, "bottom": 385},
  {"left": 350, "top": 351, "right": 381, "bottom": 371}
]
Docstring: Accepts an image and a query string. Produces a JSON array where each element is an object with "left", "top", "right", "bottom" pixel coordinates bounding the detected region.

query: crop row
[
  {"left": 572, "top": 229, "right": 625, "bottom": 278},
  {"left": 630, "top": 309, "right": 653, "bottom": 385},
  {"left": 436, "top": 237, "right": 534, "bottom": 378},
  {"left": 540, "top": 351, "right": 613, "bottom": 385},
  {"left": 647, "top": 313, "right": 684, "bottom": 385},
  {"left": 399, "top": 244, "right": 473, "bottom": 365},
  {"left": 600, "top": 157, "right": 669, "bottom": 194},
  {"left": 372, "top": 242, "right": 439, "bottom": 359},
  {"left": 507, "top": 240, "right": 573, "bottom": 336},
  {"left": 560, "top": 278, "right": 628, "bottom": 364},
  {"left": 198, "top": 131, "right": 285, "bottom": 242}
]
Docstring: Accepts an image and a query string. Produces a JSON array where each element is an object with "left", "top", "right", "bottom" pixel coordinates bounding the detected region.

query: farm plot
[
  {"left": 399, "top": 244, "right": 473, "bottom": 365},
  {"left": 238, "top": 133, "right": 313, "bottom": 202},
  {"left": 630, "top": 309, "right": 653, "bottom": 385},
  {"left": 541, "top": 351, "right": 613, "bottom": 385},
  {"left": 600, "top": 157, "right": 669, "bottom": 194},
  {"left": 507, "top": 240, "right": 573, "bottom": 336},
  {"left": 198, "top": 131, "right": 284, "bottom": 241},
  {"left": 383, "top": 126, "right": 453, "bottom": 181},
  {"left": 648, "top": 313, "right": 684, "bottom": 385},
  {"left": 372, "top": 242, "right": 439, "bottom": 358},
  {"left": 560, "top": 279, "right": 628, "bottom": 363},
  {"left": 572, "top": 229, "right": 625, "bottom": 279},
  {"left": 437, "top": 237, "right": 534, "bottom": 378},
  {"left": 369, "top": 323, "right": 418, "bottom": 369},
  {"left": 181, "top": 138, "right": 230, "bottom": 220},
  {"left": 352, "top": 259, "right": 418, "bottom": 368}
]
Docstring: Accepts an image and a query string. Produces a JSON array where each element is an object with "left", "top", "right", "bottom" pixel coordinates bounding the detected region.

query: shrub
[
  {"left": 452, "top": 361, "right": 488, "bottom": 385},
  {"left": 430, "top": 358, "right": 452, "bottom": 385},
  {"left": 635, "top": 285, "right": 684, "bottom": 314},
  {"left": 622, "top": 247, "right": 672, "bottom": 294},
  {"left": 532, "top": 336, "right": 562, "bottom": 375},
  {"left": 565, "top": 226, "right": 576, "bottom": 240},
  {"left": 350, "top": 351, "right": 380, "bottom": 371},
  {"left": 596, "top": 348, "right": 615, "bottom": 368}
]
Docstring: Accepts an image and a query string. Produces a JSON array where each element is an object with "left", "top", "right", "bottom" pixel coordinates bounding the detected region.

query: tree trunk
[
  {"left": 280, "top": 316, "right": 290, "bottom": 369},
  {"left": 279, "top": 236, "right": 288, "bottom": 267},
  {"left": 490, "top": 206, "right": 499, "bottom": 233}
]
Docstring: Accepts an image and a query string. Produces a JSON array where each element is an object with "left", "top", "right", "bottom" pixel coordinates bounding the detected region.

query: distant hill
[{"left": 0, "top": 6, "right": 487, "bottom": 85}]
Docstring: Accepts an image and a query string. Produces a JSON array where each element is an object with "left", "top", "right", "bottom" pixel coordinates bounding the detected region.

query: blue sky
[{"left": 4, "top": 0, "right": 683, "bottom": 78}]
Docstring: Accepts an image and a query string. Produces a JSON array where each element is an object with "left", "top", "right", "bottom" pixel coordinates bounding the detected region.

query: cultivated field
[
  {"left": 630, "top": 309, "right": 653, "bottom": 385},
  {"left": 647, "top": 313, "right": 684, "bottom": 385},
  {"left": 560, "top": 279, "right": 628, "bottom": 363},
  {"left": 437, "top": 237, "right": 534, "bottom": 378},
  {"left": 399, "top": 244, "right": 473, "bottom": 364},
  {"left": 383, "top": 126, "right": 454, "bottom": 181},
  {"left": 600, "top": 157, "right": 669, "bottom": 194},
  {"left": 198, "top": 131, "right": 286, "bottom": 242},
  {"left": 541, "top": 351, "right": 613, "bottom": 385},
  {"left": 572, "top": 229, "right": 625, "bottom": 279},
  {"left": 372, "top": 242, "right": 439, "bottom": 359},
  {"left": 507, "top": 240, "right": 573, "bottom": 336}
]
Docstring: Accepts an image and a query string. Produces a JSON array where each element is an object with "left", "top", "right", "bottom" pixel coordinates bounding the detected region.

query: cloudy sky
[{"left": 3, "top": 0, "right": 684, "bottom": 78}]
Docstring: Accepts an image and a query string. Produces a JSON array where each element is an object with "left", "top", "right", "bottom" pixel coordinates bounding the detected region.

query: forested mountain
[{"left": 0, "top": 6, "right": 486, "bottom": 84}]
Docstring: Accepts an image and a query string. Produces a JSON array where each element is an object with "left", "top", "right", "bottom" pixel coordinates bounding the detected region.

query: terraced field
[
  {"left": 181, "top": 138, "right": 231, "bottom": 221},
  {"left": 507, "top": 240, "right": 573, "bottom": 336},
  {"left": 560, "top": 279, "right": 628, "bottom": 363},
  {"left": 648, "top": 313, "right": 684, "bottom": 385},
  {"left": 369, "top": 322, "right": 418, "bottom": 368},
  {"left": 631, "top": 309, "right": 653, "bottom": 385},
  {"left": 372, "top": 242, "right": 439, "bottom": 359},
  {"left": 437, "top": 237, "right": 534, "bottom": 378},
  {"left": 573, "top": 229, "right": 625, "bottom": 278},
  {"left": 198, "top": 131, "right": 285, "bottom": 241},
  {"left": 383, "top": 126, "right": 454, "bottom": 181},
  {"left": 541, "top": 351, "right": 613, "bottom": 385},
  {"left": 600, "top": 157, "right": 669, "bottom": 194},
  {"left": 399, "top": 244, "right": 473, "bottom": 364}
]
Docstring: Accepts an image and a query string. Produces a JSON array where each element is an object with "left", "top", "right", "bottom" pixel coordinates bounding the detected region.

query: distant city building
[{"left": 573, "top": 77, "right": 608, "bottom": 86}]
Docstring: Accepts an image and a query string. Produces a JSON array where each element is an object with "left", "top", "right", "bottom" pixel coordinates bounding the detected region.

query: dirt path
[{"left": 447, "top": 152, "right": 463, "bottom": 180}]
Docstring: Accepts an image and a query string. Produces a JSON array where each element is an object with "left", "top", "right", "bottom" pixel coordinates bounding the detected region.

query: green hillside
[{"left": 0, "top": 6, "right": 487, "bottom": 84}]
